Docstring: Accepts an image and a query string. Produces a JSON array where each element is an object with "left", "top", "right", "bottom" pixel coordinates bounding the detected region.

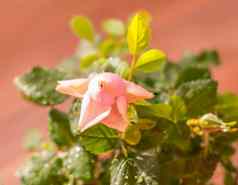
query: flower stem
[{"left": 128, "top": 54, "right": 137, "bottom": 81}]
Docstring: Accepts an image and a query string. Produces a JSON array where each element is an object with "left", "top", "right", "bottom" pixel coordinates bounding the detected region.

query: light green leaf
[
  {"left": 122, "top": 124, "right": 141, "bottom": 145},
  {"left": 102, "top": 19, "right": 125, "bottom": 36},
  {"left": 80, "top": 53, "right": 98, "bottom": 69},
  {"left": 23, "top": 128, "right": 42, "bottom": 151},
  {"left": 127, "top": 11, "right": 151, "bottom": 54},
  {"left": 169, "top": 96, "right": 187, "bottom": 123},
  {"left": 48, "top": 109, "right": 75, "bottom": 147},
  {"left": 64, "top": 145, "right": 94, "bottom": 181},
  {"left": 79, "top": 124, "right": 118, "bottom": 154},
  {"left": 57, "top": 56, "right": 81, "bottom": 78},
  {"left": 216, "top": 93, "right": 238, "bottom": 122},
  {"left": 14, "top": 67, "right": 67, "bottom": 106},
  {"left": 70, "top": 16, "right": 94, "bottom": 41},
  {"left": 135, "top": 49, "right": 166, "bottom": 73},
  {"left": 136, "top": 103, "right": 172, "bottom": 120}
]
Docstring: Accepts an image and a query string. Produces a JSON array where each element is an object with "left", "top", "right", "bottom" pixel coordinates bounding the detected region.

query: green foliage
[
  {"left": 110, "top": 151, "right": 160, "bottom": 185},
  {"left": 176, "top": 79, "right": 217, "bottom": 116},
  {"left": 79, "top": 124, "right": 119, "bottom": 154},
  {"left": 135, "top": 49, "right": 166, "bottom": 73},
  {"left": 216, "top": 93, "right": 238, "bottom": 121},
  {"left": 102, "top": 19, "right": 125, "bottom": 36},
  {"left": 15, "top": 11, "right": 238, "bottom": 185},
  {"left": 122, "top": 124, "right": 141, "bottom": 145},
  {"left": 15, "top": 67, "right": 67, "bottom": 106},
  {"left": 17, "top": 152, "right": 67, "bottom": 185},
  {"left": 70, "top": 16, "right": 94, "bottom": 41},
  {"left": 48, "top": 109, "right": 75, "bottom": 147},
  {"left": 23, "top": 128, "right": 42, "bottom": 151},
  {"left": 64, "top": 145, "right": 95, "bottom": 182},
  {"left": 169, "top": 96, "right": 187, "bottom": 123},
  {"left": 127, "top": 11, "right": 151, "bottom": 54}
]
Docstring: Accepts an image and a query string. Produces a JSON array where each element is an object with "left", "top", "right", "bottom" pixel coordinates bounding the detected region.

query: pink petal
[
  {"left": 124, "top": 80, "right": 154, "bottom": 103},
  {"left": 116, "top": 96, "right": 128, "bottom": 122},
  {"left": 102, "top": 103, "right": 128, "bottom": 132},
  {"left": 79, "top": 94, "right": 111, "bottom": 132},
  {"left": 56, "top": 79, "right": 89, "bottom": 98}
]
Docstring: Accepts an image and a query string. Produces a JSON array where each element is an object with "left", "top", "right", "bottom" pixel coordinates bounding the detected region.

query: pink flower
[{"left": 56, "top": 73, "right": 154, "bottom": 132}]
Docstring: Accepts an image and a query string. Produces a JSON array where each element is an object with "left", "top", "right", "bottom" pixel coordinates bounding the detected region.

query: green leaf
[
  {"left": 99, "top": 39, "right": 117, "bottom": 57},
  {"left": 64, "top": 145, "right": 94, "bottom": 181},
  {"left": 23, "top": 128, "right": 42, "bottom": 151},
  {"left": 110, "top": 158, "right": 138, "bottom": 185},
  {"left": 175, "top": 66, "right": 211, "bottom": 87},
  {"left": 48, "top": 109, "right": 75, "bottom": 147},
  {"left": 79, "top": 124, "right": 118, "bottom": 154},
  {"left": 57, "top": 56, "right": 81, "bottom": 78},
  {"left": 80, "top": 53, "right": 98, "bottom": 69},
  {"left": 135, "top": 49, "right": 166, "bottom": 73},
  {"left": 127, "top": 11, "right": 151, "bottom": 54},
  {"left": 70, "top": 16, "right": 94, "bottom": 41},
  {"left": 122, "top": 124, "right": 141, "bottom": 145},
  {"left": 136, "top": 103, "right": 172, "bottom": 120},
  {"left": 107, "top": 57, "right": 129, "bottom": 78},
  {"left": 216, "top": 93, "right": 238, "bottom": 122},
  {"left": 169, "top": 96, "right": 187, "bottom": 123},
  {"left": 69, "top": 98, "right": 81, "bottom": 136},
  {"left": 14, "top": 67, "right": 67, "bottom": 106},
  {"left": 110, "top": 152, "right": 160, "bottom": 185},
  {"left": 176, "top": 79, "right": 217, "bottom": 116},
  {"left": 180, "top": 50, "right": 220, "bottom": 68},
  {"left": 138, "top": 119, "right": 156, "bottom": 130},
  {"left": 17, "top": 152, "right": 67, "bottom": 185},
  {"left": 102, "top": 19, "right": 125, "bottom": 36}
]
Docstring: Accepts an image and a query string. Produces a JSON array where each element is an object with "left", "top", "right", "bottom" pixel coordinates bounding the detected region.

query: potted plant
[{"left": 15, "top": 11, "right": 238, "bottom": 185}]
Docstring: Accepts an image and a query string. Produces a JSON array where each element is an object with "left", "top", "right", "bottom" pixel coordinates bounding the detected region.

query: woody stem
[{"left": 128, "top": 54, "right": 137, "bottom": 81}]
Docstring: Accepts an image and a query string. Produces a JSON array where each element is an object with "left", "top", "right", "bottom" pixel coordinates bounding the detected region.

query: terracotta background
[{"left": 1, "top": 0, "right": 238, "bottom": 184}]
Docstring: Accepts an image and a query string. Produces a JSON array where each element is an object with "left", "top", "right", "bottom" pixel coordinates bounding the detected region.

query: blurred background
[{"left": 1, "top": 0, "right": 238, "bottom": 184}]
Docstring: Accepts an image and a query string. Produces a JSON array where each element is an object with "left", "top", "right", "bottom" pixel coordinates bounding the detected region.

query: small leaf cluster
[{"left": 15, "top": 11, "right": 238, "bottom": 185}]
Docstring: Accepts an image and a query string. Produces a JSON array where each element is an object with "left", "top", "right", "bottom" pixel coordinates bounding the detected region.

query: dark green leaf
[
  {"left": 15, "top": 67, "right": 67, "bottom": 106},
  {"left": 110, "top": 152, "right": 160, "bottom": 185},
  {"left": 64, "top": 145, "right": 94, "bottom": 181},
  {"left": 17, "top": 152, "right": 67, "bottom": 185},
  {"left": 79, "top": 124, "right": 118, "bottom": 154},
  {"left": 48, "top": 109, "right": 75, "bottom": 147},
  {"left": 176, "top": 79, "right": 217, "bottom": 116},
  {"left": 110, "top": 158, "right": 138, "bottom": 185},
  {"left": 180, "top": 50, "right": 220, "bottom": 67},
  {"left": 175, "top": 66, "right": 211, "bottom": 87}
]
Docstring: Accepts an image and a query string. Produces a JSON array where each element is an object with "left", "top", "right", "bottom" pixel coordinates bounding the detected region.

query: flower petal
[
  {"left": 116, "top": 96, "right": 128, "bottom": 122},
  {"left": 56, "top": 79, "right": 89, "bottom": 98},
  {"left": 124, "top": 80, "right": 154, "bottom": 102},
  {"left": 102, "top": 103, "right": 128, "bottom": 132},
  {"left": 79, "top": 94, "right": 111, "bottom": 132}
]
